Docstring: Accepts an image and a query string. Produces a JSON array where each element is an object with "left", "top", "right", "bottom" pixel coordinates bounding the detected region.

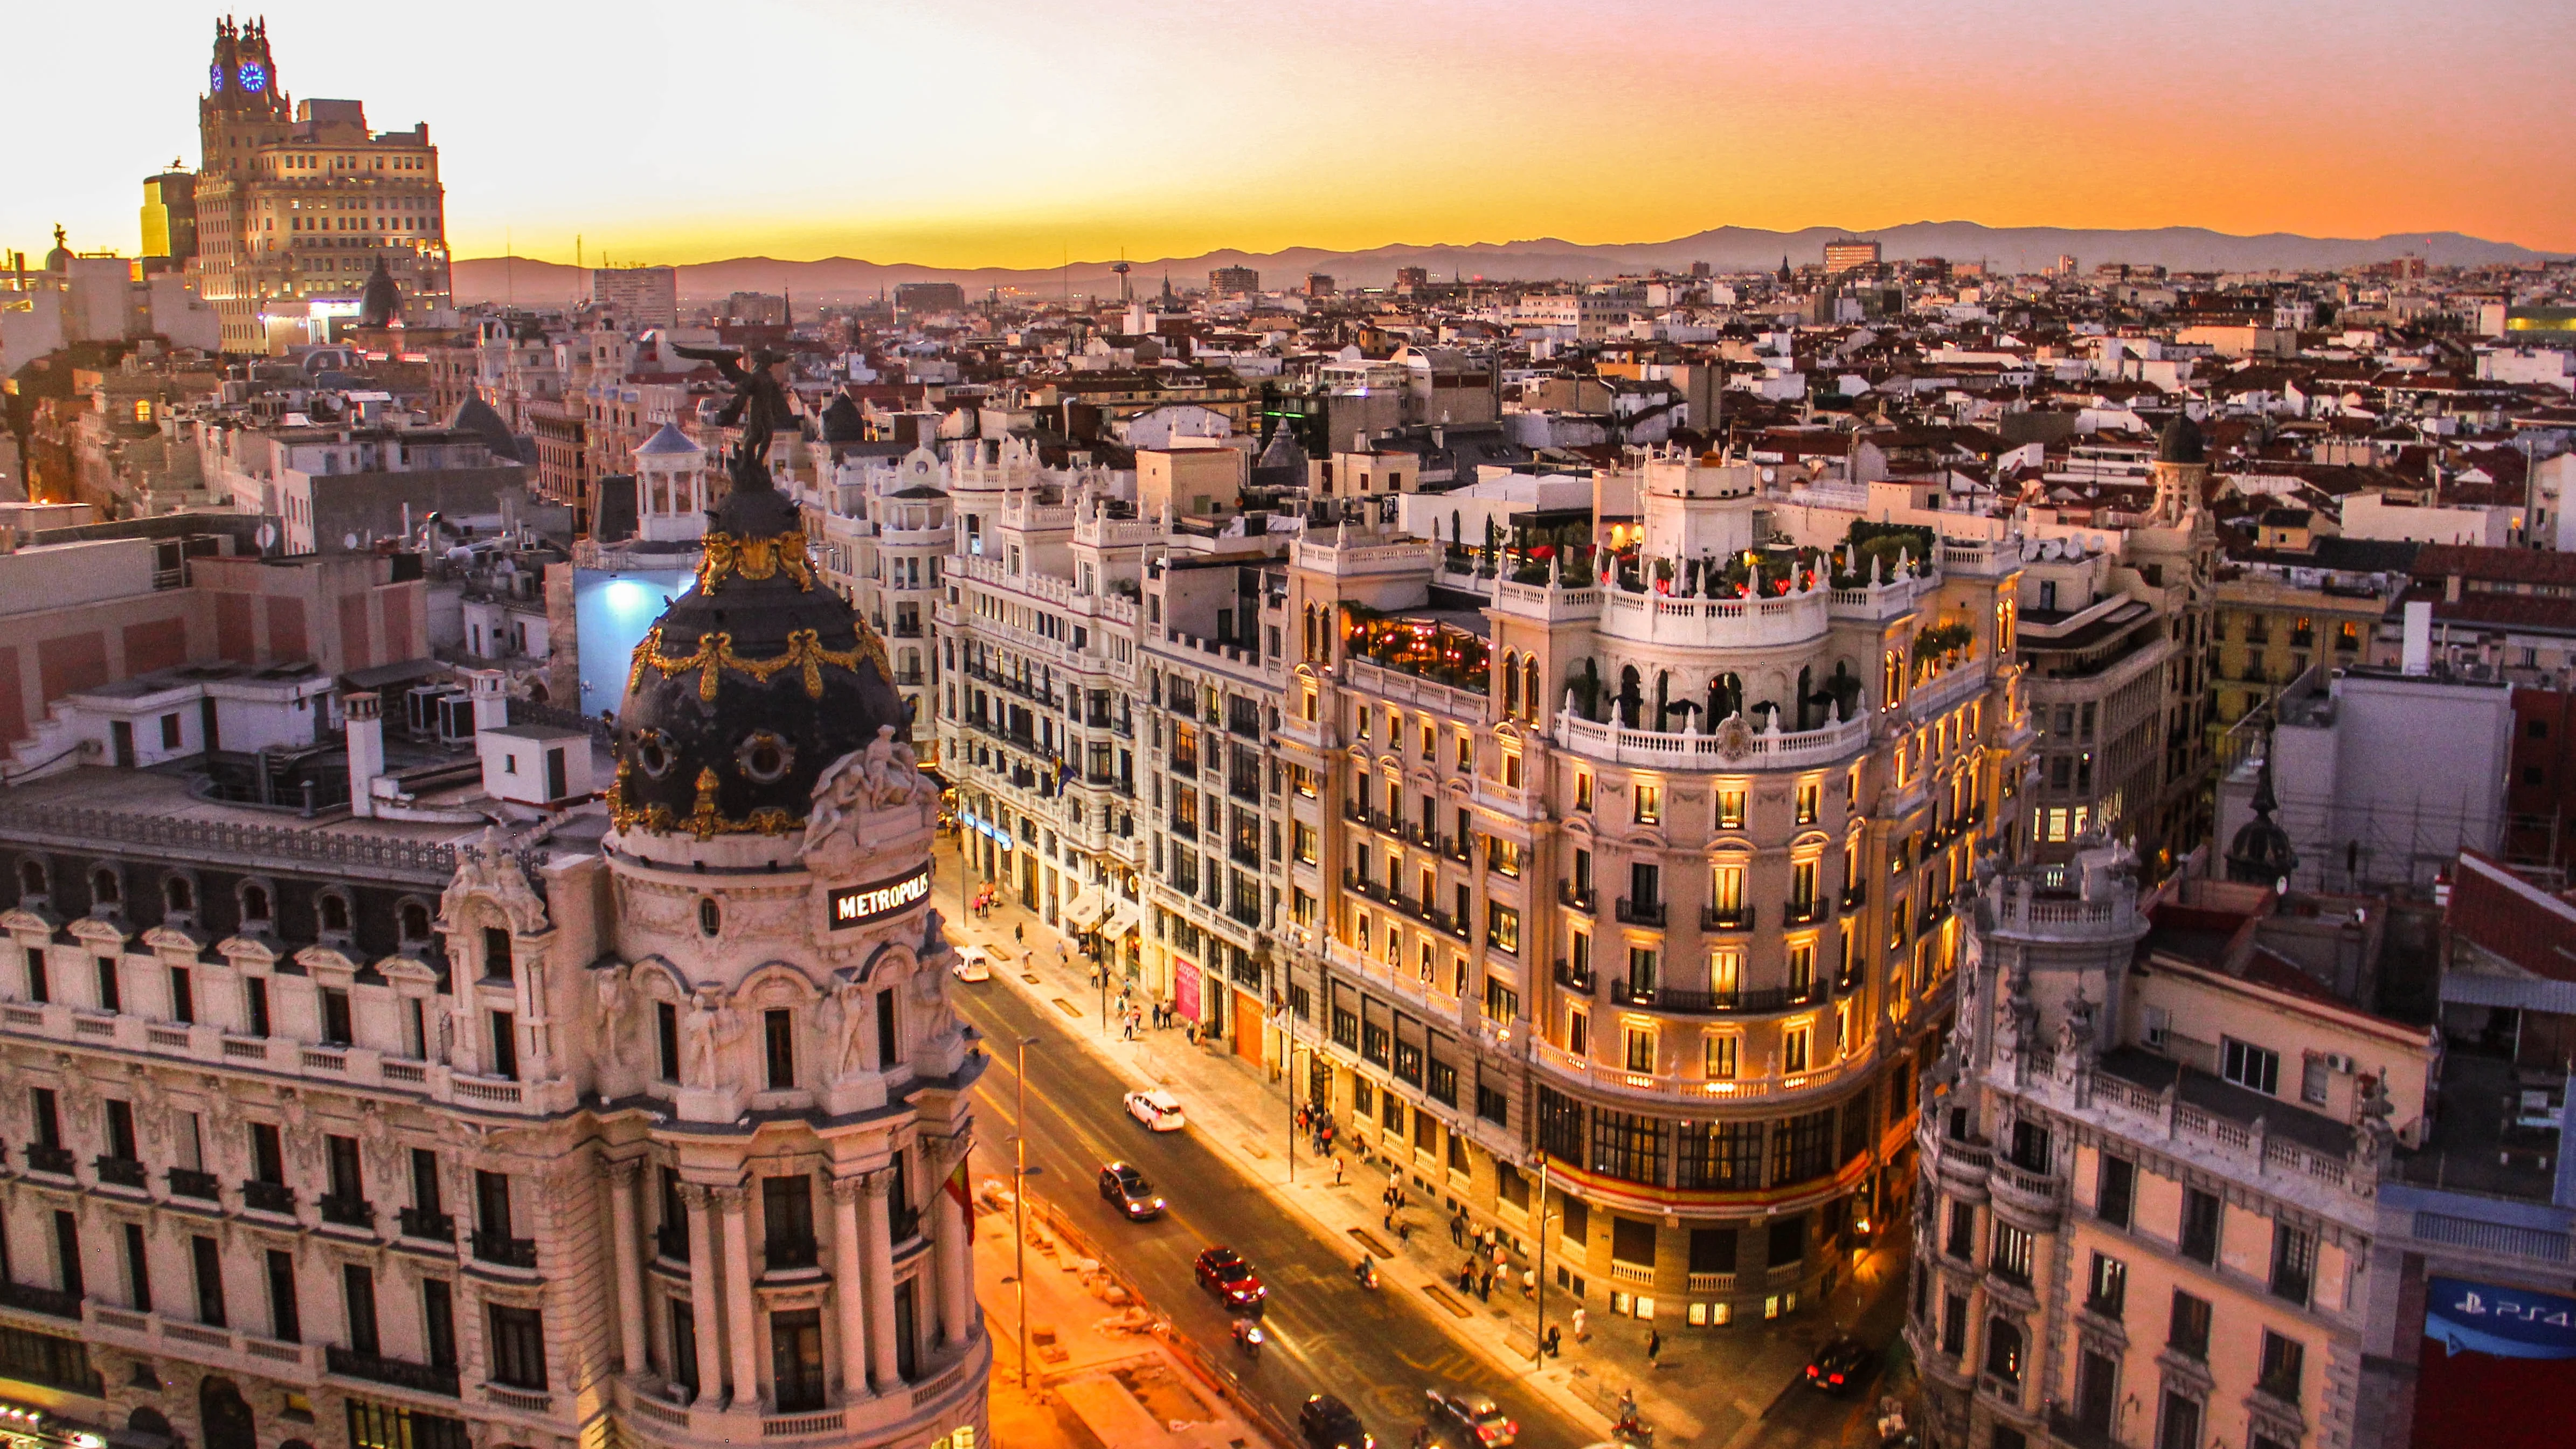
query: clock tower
[{"left": 199, "top": 16, "right": 289, "bottom": 180}]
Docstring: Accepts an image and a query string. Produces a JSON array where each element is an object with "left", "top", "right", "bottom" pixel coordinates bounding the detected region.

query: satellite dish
[{"left": 255, "top": 522, "right": 278, "bottom": 552}]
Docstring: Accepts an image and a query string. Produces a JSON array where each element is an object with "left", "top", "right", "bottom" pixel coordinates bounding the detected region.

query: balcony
[
  {"left": 398, "top": 1207, "right": 456, "bottom": 1243},
  {"left": 24, "top": 1143, "right": 73, "bottom": 1176},
  {"left": 764, "top": 1234, "right": 820, "bottom": 1273},
  {"left": 1615, "top": 897, "right": 1667, "bottom": 927},
  {"left": 1839, "top": 883, "right": 1867, "bottom": 911},
  {"left": 1553, "top": 959, "right": 1595, "bottom": 993},
  {"left": 1781, "top": 898, "right": 1824, "bottom": 926},
  {"left": 327, "top": 1346, "right": 461, "bottom": 1398},
  {"left": 94, "top": 1155, "right": 148, "bottom": 1189},
  {"left": 242, "top": 1180, "right": 297, "bottom": 1215},
  {"left": 472, "top": 1231, "right": 538, "bottom": 1268},
  {"left": 169, "top": 1167, "right": 220, "bottom": 1201},
  {"left": 0, "top": 1281, "right": 84, "bottom": 1321},
  {"left": 320, "top": 1195, "right": 376, "bottom": 1231},
  {"left": 1636, "top": 982, "right": 1822, "bottom": 1016},
  {"left": 1700, "top": 904, "right": 1757, "bottom": 932},
  {"left": 655, "top": 1223, "right": 689, "bottom": 1261},
  {"left": 1557, "top": 883, "right": 1596, "bottom": 913}
]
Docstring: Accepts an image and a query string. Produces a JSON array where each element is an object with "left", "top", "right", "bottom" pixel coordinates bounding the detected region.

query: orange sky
[{"left": 9, "top": 0, "right": 2574, "bottom": 267}]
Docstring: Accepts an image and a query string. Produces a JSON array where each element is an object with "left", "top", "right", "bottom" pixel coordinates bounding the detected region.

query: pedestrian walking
[
  {"left": 1572, "top": 1307, "right": 1588, "bottom": 1341},
  {"left": 1383, "top": 1209, "right": 1395, "bottom": 1232},
  {"left": 1450, "top": 1215, "right": 1465, "bottom": 1247},
  {"left": 1522, "top": 1265, "right": 1538, "bottom": 1298},
  {"left": 1014, "top": 924, "right": 1024, "bottom": 944},
  {"left": 1646, "top": 1328, "right": 1662, "bottom": 1364},
  {"left": 1332, "top": 1156, "right": 1345, "bottom": 1185},
  {"left": 1545, "top": 1326, "right": 1561, "bottom": 1357},
  {"left": 1477, "top": 1270, "right": 1492, "bottom": 1301}
]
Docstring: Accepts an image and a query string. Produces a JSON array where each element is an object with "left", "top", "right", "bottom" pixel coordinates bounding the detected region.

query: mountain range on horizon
[{"left": 448, "top": 220, "right": 2564, "bottom": 309}]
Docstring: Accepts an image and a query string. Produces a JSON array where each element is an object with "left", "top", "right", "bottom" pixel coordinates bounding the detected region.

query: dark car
[
  {"left": 1804, "top": 1334, "right": 1873, "bottom": 1394},
  {"left": 1299, "top": 1394, "right": 1374, "bottom": 1449},
  {"left": 1193, "top": 1245, "right": 1267, "bottom": 1311},
  {"left": 1097, "top": 1161, "right": 1164, "bottom": 1220},
  {"left": 1424, "top": 1389, "right": 1517, "bottom": 1447}
]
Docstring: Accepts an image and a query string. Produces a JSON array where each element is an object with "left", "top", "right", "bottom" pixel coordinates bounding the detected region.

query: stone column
[
  {"left": 861, "top": 1170, "right": 901, "bottom": 1389},
  {"left": 680, "top": 1183, "right": 724, "bottom": 1405},
  {"left": 930, "top": 1147, "right": 974, "bottom": 1346},
  {"left": 715, "top": 1184, "right": 762, "bottom": 1410},
  {"left": 603, "top": 1158, "right": 647, "bottom": 1376},
  {"left": 827, "top": 1176, "right": 871, "bottom": 1401}
]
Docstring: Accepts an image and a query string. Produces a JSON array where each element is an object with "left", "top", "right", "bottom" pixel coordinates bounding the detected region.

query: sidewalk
[
  {"left": 973, "top": 1182, "right": 1283, "bottom": 1449},
  {"left": 938, "top": 839, "right": 1907, "bottom": 1448}
]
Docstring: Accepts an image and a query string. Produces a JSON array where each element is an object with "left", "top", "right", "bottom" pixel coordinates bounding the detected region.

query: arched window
[
  {"left": 398, "top": 900, "right": 432, "bottom": 942},
  {"left": 92, "top": 866, "right": 122, "bottom": 906},
  {"left": 1521, "top": 658, "right": 1541, "bottom": 722},
  {"left": 18, "top": 861, "right": 46, "bottom": 898},
  {"left": 698, "top": 898, "right": 722, "bottom": 937},
  {"left": 1500, "top": 651, "right": 1521, "bottom": 717},
  {"left": 318, "top": 893, "right": 351, "bottom": 935},
  {"left": 165, "top": 876, "right": 196, "bottom": 913},
  {"left": 240, "top": 883, "right": 272, "bottom": 923}
]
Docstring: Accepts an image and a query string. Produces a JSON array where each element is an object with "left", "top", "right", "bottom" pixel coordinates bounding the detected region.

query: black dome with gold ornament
[{"left": 610, "top": 456, "right": 903, "bottom": 840}]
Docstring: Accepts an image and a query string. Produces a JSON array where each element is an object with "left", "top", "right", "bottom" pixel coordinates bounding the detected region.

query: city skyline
[{"left": 9, "top": 0, "right": 2575, "bottom": 271}]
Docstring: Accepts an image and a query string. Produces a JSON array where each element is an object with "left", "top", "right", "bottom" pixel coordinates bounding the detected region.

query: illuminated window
[{"left": 1633, "top": 783, "right": 1661, "bottom": 825}]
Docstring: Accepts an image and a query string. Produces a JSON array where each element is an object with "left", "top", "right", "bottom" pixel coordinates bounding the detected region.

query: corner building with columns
[
  {"left": 0, "top": 472, "right": 984, "bottom": 1449},
  {"left": 1280, "top": 452, "right": 2031, "bottom": 1328}
]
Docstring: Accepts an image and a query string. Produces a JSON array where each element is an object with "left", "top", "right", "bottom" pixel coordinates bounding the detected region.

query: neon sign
[{"left": 827, "top": 864, "right": 932, "bottom": 930}]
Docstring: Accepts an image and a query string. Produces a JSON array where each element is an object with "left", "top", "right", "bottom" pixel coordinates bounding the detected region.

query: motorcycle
[
  {"left": 1611, "top": 1412, "right": 1653, "bottom": 1448},
  {"left": 1354, "top": 1256, "right": 1380, "bottom": 1290},
  {"left": 1231, "top": 1319, "right": 1264, "bottom": 1360}
]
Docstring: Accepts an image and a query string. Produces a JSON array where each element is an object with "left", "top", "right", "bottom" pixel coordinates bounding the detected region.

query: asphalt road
[{"left": 956, "top": 976, "right": 1596, "bottom": 1449}]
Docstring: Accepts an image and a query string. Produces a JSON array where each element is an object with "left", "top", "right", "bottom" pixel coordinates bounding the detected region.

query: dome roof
[
  {"left": 609, "top": 470, "right": 905, "bottom": 841},
  {"left": 2224, "top": 749, "right": 2298, "bottom": 886},
  {"left": 2156, "top": 410, "right": 2206, "bottom": 466},
  {"left": 359, "top": 258, "right": 402, "bottom": 328},
  {"left": 636, "top": 422, "right": 702, "bottom": 458},
  {"left": 446, "top": 395, "right": 521, "bottom": 463}
]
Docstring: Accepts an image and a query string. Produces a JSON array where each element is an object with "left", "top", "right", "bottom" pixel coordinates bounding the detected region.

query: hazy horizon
[{"left": 9, "top": 1, "right": 2573, "bottom": 268}]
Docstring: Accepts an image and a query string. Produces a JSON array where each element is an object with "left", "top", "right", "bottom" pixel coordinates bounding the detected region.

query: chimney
[
  {"left": 2401, "top": 600, "right": 2433, "bottom": 676},
  {"left": 468, "top": 669, "right": 510, "bottom": 732},
  {"left": 344, "top": 691, "right": 384, "bottom": 817}
]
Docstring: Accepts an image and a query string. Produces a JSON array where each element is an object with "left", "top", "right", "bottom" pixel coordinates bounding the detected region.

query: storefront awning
[
  {"left": 1099, "top": 905, "right": 1140, "bottom": 942},
  {"left": 1062, "top": 888, "right": 1106, "bottom": 930}
]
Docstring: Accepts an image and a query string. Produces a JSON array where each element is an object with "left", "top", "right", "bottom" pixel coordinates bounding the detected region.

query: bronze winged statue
[{"left": 672, "top": 343, "right": 797, "bottom": 489}]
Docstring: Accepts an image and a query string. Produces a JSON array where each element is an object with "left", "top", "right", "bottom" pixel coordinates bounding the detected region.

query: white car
[
  {"left": 950, "top": 947, "right": 992, "bottom": 983},
  {"left": 1123, "top": 1089, "right": 1186, "bottom": 1132}
]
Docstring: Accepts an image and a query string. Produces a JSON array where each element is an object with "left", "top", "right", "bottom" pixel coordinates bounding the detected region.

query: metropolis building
[{"left": 0, "top": 472, "right": 986, "bottom": 1449}]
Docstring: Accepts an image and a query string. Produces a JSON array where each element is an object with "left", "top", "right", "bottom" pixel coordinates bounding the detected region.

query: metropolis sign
[{"left": 827, "top": 864, "right": 933, "bottom": 930}]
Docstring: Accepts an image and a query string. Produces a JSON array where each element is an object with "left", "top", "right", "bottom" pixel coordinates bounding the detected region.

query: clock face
[
  {"left": 238, "top": 61, "right": 268, "bottom": 93},
  {"left": 209, "top": 61, "right": 225, "bottom": 91}
]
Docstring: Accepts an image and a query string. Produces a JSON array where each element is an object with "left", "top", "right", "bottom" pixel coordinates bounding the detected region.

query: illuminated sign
[
  {"left": 827, "top": 864, "right": 932, "bottom": 930},
  {"left": 2428, "top": 1277, "right": 2576, "bottom": 1359}
]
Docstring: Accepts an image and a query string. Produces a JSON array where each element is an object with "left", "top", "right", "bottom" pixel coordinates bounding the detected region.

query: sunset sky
[{"left": 9, "top": 0, "right": 2573, "bottom": 268}]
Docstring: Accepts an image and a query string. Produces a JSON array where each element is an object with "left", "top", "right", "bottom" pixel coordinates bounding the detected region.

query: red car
[{"left": 1194, "top": 1245, "right": 1267, "bottom": 1312}]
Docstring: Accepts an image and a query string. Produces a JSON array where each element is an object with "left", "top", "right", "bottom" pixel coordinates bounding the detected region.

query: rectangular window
[
  {"left": 2179, "top": 1188, "right": 2221, "bottom": 1265},
  {"left": 1589, "top": 1106, "right": 1664, "bottom": 1185},
  {"left": 1705, "top": 1033, "right": 1739, "bottom": 1080},
  {"left": 320, "top": 987, "right": 352, "bottom": 1045},
  {"left": 266, "top": 1249, "right": 301, "bottom": 1343},
  {"left": 1716, "top": 787, "right": 1746, "bottom": 829},
  {"left": 2086, "top": 1253, "right": 2127, "bottom": 1319},
  {"left": 666, "top": 1298, "right": 698, "bottom": 1393},
  {"left": 246, "top": 975, "right": 271, "bottom": 1036},
  {"left": 2157, "top": 1393, "right": 2201, "bottom": 1449},
  {"left": 94, "top": 956, "right": 120, "bottom": 1013},
  {"left": 770, "top": 1307, "right": 826, "bottom": 1411},
  {"left": 1622, "top": 1025, "right": 1654, "bottom": 1074},
  {"left": 2167, "top": 1289, "right": 2212, "bottom": 1357},
  {"left": 1940, "top": 1293, "right": 1966, "bottom": 1358},
  {"left": 343, "top": 1264, "right": 380, "bottom": 1356},
  {"left": 1476, "top": 1078, "right": 1509, "bottom": 1126},
  {"left": 2258, "top": 1329, "right": 2304, "bottom": 1403},
  {"left": 422, "top": 1278, "right": 457, "bottom": 1370},
  {"left": 192, "top": 1236, "right": 227, "bottom": 1327},
  {"left": 1536, "top": 1086, "right": 1583, "bottom": 1161},
  {"left": 1485, "top": 902, "right": 1519, "bottom": 954},
  {"left": 489, "top": 1011, "right": 517, "bottom": 1080},
  {"left": 24, "top": 947, "right": 49, "bottom": 1002},
  {"left": 2096, "top": 1155, "right": 2135, "bottom": 1229},
  {"left": 487, "top": 1304, "right": 548, "bottom": 1389},
  {"left": 482, "top": 926, "right": 513, "bottom": 983},
  {"left": 2270, "top": 1224, "right": 2315, "bottom": 1305},
  {"left": 1991, "top": 1222, "right": 2033, "bottom": 1284},
  {"left": 326, "top": 1134, "right": 363, "bottom": 1204},
  {"left": 1633, "top": 782, "right": 1661, "bottom": 824},
  {"left": 1769, "top": 1109, "right": 1834, "bottom": 1185},
  {"left": 764, "top": 1009, "right": 795, "bottom": 1089},
  {"left": 169, "top": 966, "right": 195, "bottom": 1023},
  {"left": 251, "top": 1122, "right": 286, "bottom": 1182},
  {"left": 1946, "top": 1199, "right": 1975, "bottom": 1259},
  {"left": 2221, "top": 1036, "right": 2281, "bottom": 1096},
  {"left": 1782, "top": 1023, "right": 1811, "bottom": 1073},
  {"left": 122, "top": 1220, "right": 152, "bottom": 1311},
  {"left": 657, "top": 1002, "right": 681, "bottom": 1082}
]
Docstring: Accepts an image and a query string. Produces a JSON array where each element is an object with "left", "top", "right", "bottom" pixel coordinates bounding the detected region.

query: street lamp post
[
  {"left": 1012, "top": 1034, "right": 1039, "bottom": 1393},
  {"left": 1532, "top": 1154, "right": 1549, "bottom": 1363}
]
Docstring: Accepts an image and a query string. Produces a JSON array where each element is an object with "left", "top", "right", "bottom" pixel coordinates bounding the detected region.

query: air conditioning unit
[{"left": 2323, "top": 1052, "right": 2356, "bottom": 1074}]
